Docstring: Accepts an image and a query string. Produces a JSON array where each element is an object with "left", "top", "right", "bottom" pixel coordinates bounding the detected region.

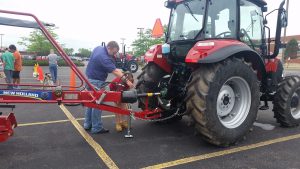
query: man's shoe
[
  {"left": 83, "top": 125, "right": 91, "bottom": 131},
  {"left": 92, "top": 128, "right": 109, "bottom": 134},
  {"left": 84, "top": 127, "right": 91, "bottom": 131}
]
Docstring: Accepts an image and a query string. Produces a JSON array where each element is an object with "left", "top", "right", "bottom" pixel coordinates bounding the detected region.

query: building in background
[{"left": 270, "top": 35, "right": 300, "bottom": 57}]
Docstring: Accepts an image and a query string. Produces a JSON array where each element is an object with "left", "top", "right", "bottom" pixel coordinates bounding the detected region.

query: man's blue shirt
[{"left": 86, "top": 46, "right": 116, "bottom": 81}]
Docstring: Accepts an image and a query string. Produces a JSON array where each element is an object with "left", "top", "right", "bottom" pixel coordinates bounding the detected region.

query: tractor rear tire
[
  {"left": 186, "top": 58, "right": 260, "bottom": 146},
  {"left": 273, "top": 75, "right": 300, "bottom": 127},
  {"left": 136, "top": 63, "right": 167, "bottom": 109},
  {"left": 136, "top": 63, "right": 183, "bottom": 122}
]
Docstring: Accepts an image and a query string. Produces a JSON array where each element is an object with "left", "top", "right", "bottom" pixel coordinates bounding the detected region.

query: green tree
[
  {"left": 78, "top": 48, "right": 92, "bottom": 58},
  {"left": 284, "top": 39, "right": 299, "bottom": 59},
  {"left": 131, "top": 25, "right": 166, "bottom": 57},
  {"left": 64, "top": 48, "right": 74, "bottom": 56},
  {"left": 18, "top": 27, "right": 60, "bottom": 56}
]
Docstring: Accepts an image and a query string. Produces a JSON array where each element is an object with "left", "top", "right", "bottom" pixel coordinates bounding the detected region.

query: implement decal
[{"left": 0, "top": 90, "right": 52, "bottom": 100}]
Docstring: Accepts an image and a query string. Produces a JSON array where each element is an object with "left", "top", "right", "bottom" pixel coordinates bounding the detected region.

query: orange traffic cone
[
  {"left": 69, "top": 69, "right": 76, "bottom": 90},
  {"left": 65, "top": 69, "right": 80, "bottom": 106},
  {"left": 37, "top": 66, "right": 44, "bottom": 83}
]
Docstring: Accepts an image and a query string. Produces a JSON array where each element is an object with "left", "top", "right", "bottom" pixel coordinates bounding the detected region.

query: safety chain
[
  {"left": 132, "top": 108, "right": 183, "bottom": 122},
  {"left": 98, "top": 81, "right": 184, "bottom": 122}
]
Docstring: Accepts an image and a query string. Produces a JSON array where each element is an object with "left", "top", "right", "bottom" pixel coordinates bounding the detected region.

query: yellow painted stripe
[
  {"left": 147, "top": 93, "right": 153, "bottom": 97},
  {"left": 19, "top": 119, "right": 70, "bottom": 126},
  {"left": 143, "top": 133, "right": 300, "bottom": 169},
  {"left": 18, "top": 115, "right": 115, "bottom": 127},
  {"left": 59, "top": 105, "right": 118, "bottom": 169}
]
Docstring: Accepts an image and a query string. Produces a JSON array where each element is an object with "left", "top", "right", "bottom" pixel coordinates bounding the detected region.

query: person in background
[
  {"left": 141, "top": 55, "right": 145, "bottom": 65},
  {"left": 47, "top": 49, "right": 59, "bottom": 84},
  {"left": 1, "top": 48, "right": 15, "bottom": 89},
  {"left": 109, "top": 72, "right": 134, "bottom": 132},
  {"left": 0, "top": 50, "right": 5, "bottom": 79},
  {"left": 84, "top": 41, "right": 134, "bottom": 134},
  {"left": 9, "top": 45, "right": 22, "bottom": 89}
]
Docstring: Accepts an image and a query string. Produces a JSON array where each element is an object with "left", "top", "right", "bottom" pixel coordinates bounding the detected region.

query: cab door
[{"left": 239, "top": 0, "right": 264, "bottom": 54}]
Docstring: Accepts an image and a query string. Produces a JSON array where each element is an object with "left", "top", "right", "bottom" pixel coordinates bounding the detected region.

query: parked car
[
  {"left": 36, "top": 56, "right": 48, "bottom": 61},
  {"left": 70, "top": 56, "right": 83, "bottom": 61},
  {"left": 22, "top": 55, "right": 34, "bottom": 60}
]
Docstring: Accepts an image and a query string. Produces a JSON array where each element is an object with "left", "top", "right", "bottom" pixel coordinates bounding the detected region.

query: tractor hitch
[{"left": 121, "top": 89, "right": 161, "bottom": 103}]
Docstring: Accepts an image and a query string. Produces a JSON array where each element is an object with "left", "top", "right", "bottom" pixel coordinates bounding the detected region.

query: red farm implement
[{"left": 0, "top": 9, "right": 161, "bottom": 142}]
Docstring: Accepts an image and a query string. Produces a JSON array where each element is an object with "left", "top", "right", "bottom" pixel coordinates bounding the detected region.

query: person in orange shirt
[{"left": 9, "top": 45, "right": 22, "bottom": 89}]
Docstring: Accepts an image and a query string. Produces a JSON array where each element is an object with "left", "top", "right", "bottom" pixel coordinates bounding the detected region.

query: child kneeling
[{"left": 109, "top": 73, "right": 134, "bottom": 132}]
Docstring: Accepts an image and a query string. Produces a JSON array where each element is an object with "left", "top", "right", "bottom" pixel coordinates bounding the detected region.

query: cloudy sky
[{"left": 0, "top": 0, "right": 298, "bottom": 52}]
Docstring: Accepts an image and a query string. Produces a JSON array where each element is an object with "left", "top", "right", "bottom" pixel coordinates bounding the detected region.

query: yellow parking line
[
  {"left": 19, "top": 119, "right": 70, "bottom": 126},
  {"left": 18, "top": 115, "right": 115, "bottom": 127},
  {"left": 143, "top": 133, "right": 300, "bottom": 169},
  {"left": 59, "top": 105, "right": 118, "bottom": 169}
]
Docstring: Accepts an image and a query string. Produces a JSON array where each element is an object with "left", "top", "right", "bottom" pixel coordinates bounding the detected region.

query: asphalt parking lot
[{"left": 1, "top": 65, "right": 300, "bottom": 169}]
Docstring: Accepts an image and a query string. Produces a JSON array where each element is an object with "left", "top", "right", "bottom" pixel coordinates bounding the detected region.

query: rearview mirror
[
  {"left": 262, "top": 6, "right": 268, "bottom": 12},
  {"left": 164, "top": 1, "right": 176, "bottom": 9},
  {"left": 281, "top": 10, "right": 288, "bottom": 27}
]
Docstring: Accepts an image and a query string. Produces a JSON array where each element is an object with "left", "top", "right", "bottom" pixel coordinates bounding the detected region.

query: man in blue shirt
[{"left": 84, "top": 41, "right": 133, "bottom": 134}]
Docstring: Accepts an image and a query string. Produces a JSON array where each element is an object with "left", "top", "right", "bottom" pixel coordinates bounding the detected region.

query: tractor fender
[
  {"left": 144, "top": 45, "right": 171, "bottom": 73},
  {"left": 186, "top": 40, "right": 266, "bottom": 80},
  {"left": 199, "top": 45, "right": 259, "bottom": 63}
]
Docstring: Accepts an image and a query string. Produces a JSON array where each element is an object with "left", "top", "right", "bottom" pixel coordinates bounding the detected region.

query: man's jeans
[
  {"left": 84, "top": 79, "right": 105, "bottom": 133},
  {"left": 4, "top": 70, "right": 13, "bottom": 89}
]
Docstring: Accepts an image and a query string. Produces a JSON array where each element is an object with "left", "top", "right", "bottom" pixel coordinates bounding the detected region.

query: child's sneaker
[
  {"left": 115, "top": 123, "right": 123, "bottom": 132},
  {"left": 121, "top": 121, "right": 129, "bottom": 129}
]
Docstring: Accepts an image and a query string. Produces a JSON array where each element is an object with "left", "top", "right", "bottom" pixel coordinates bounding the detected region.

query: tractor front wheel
[
  {"left": 273, "top": 76, "right": 300, "bottom": 127},
  {"left": 186, "top": 58, "right": 260, "bottom": 146},
  {"left": 128, "top": 61, "right": 139, "bottom": 73}
]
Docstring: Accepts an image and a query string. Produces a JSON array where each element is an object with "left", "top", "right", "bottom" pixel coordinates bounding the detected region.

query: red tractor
[
  {"left": 101, "top": 42, "right": 139, "bottom": 73},
  {"left": 114, "top": 45, "right": 139, "bottom": 73},
  {"left": 137, "top": 0, "right": 300, "bottom": 146}
]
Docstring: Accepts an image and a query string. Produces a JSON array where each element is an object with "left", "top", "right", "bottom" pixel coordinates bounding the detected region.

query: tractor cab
[{"left": 163, "top": 0, "right": 286, "bottom": 62}]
